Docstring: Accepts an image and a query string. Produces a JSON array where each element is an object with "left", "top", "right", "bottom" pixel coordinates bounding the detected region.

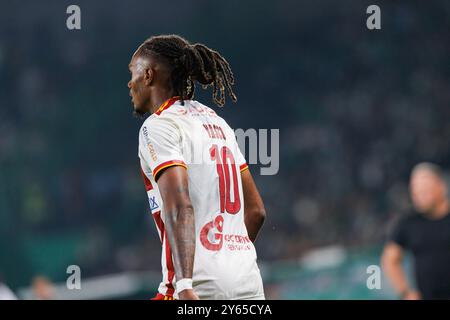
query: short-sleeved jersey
[{"left": 138, "top": 97, "right": 264, "bottom": 300}]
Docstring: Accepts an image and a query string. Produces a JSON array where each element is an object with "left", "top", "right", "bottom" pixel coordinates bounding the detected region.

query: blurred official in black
[{"left": 382, "top": 163, "right": 450, "bottom": 300}]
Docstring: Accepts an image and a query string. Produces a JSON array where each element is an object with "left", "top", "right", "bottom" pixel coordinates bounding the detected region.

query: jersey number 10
[{"left": 210, "top": 144, "right": 241, "bottom": 214}]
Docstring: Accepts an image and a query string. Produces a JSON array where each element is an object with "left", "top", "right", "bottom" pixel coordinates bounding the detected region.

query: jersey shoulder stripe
[{"left": 153, "top": 160, "right": 187, "bottom": 181}]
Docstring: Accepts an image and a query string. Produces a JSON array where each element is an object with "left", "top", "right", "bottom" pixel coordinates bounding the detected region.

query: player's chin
[{"left": 132, "top": 105, "right": 146, "bottom": 119}]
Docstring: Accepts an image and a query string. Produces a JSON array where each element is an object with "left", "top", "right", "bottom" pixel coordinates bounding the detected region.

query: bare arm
[
  {"left": 157, "top": 166, "right": 198, "bottom": 300},
  {"left": 241, "top": 169, "right": 266, "bottom": 242},
  {"left": 381, "top": 242, "right": 420, "bottom": 300}
]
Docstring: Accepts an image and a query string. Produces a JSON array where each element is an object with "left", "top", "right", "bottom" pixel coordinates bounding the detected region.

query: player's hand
[
  {"left": 178, "top": 289, "right": 200, "bottom": 300},
  {"left": 403, "top": 290, "right": 421, "bottom": 300}
]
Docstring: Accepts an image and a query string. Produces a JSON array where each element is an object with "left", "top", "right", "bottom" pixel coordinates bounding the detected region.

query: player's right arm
[
  {"left": 157, "top": 166, "right": 199, "bottom": 300},
  {"left": 241, "top": 169, "right": 266, "bottom": 242},
  {"left": 381, "top": 242, "right": 421, "bottom": 300},
  {"left": 138, "top": 117, "right": 198, "bottom": 300}
]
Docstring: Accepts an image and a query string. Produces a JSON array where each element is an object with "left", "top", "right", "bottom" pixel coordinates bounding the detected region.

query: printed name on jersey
[{"left": 203, "top": 123, "right": 226, "bottom": 140}]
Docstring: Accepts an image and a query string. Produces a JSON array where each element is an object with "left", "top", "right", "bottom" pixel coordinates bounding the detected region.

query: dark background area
[{"left": 0, "top": 0, "right": 449, "bottom": 298}]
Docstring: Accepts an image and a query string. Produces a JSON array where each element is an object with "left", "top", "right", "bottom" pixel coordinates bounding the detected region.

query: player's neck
[{"left": 149, "top": 89, "right": 177, "bottom": 114}]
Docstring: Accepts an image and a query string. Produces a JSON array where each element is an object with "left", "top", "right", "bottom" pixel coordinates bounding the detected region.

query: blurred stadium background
[{"left": 0, "top": 0, "right": 449, "bottom": 299}]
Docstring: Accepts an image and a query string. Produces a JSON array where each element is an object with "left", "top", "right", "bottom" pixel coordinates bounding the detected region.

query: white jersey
[
  {"left": 138, "top": 97, "right": 264, "bottom": 300},
  {"left": 0, "top": 283, "right": 17, "bottom": 300}
]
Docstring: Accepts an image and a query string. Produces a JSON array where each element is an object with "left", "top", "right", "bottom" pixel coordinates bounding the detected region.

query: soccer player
[
  {"left": 128, "top": 35, "right": 266, "bottom": 300},
  {"left": 382, "top": 163, "right": 450, "bottom": 299}
]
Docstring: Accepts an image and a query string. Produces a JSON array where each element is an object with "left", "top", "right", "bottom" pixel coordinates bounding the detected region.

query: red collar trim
[{"left": 154, "top": 96, "right": 181, "bottom": 116}]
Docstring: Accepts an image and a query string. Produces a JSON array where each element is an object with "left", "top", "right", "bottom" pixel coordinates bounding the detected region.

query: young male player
[{"left": 128, "top": 35, "right": 266, "bottom": 300}]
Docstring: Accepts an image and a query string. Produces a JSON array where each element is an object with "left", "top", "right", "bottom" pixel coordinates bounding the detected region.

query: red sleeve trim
[
  {"left": 152, "top": 160, "right": 187, "bottom": 181},
  {"left": 240, "top": 163, "right": 249, "bottom": 172}
]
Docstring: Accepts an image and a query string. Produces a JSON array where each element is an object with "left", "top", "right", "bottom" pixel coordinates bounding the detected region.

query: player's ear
[{"left": 143, "top": 67, "right": 154, "bottom": 86}]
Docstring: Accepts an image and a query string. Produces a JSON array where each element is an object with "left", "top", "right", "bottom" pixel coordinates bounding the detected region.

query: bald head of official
[{"left": 410, "top": 163, "right": 448, "bottom": 215}]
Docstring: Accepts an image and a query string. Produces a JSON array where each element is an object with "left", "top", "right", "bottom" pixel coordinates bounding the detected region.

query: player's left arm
[
  {"left": 157, "top": 165, "right": 199, "bottom": 300},
  {"left": 241, "top": 168, "right": 266, "bottom": 242}
]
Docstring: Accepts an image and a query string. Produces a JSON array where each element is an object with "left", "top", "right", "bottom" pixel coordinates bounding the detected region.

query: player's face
[
  {"left": 410, "top": 170, "right": 444, "bottom": 213},
  {"left": 128, "top": 56, "right": 151, "bottom": 115}
]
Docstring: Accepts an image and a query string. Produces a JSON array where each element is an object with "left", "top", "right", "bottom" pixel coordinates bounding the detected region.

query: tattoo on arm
[
  {"left": 165, "top": 204, "right": 196, "bottom": 280},
  {"left": 158, "top": 168, "right": 196, "bottom": 281}
]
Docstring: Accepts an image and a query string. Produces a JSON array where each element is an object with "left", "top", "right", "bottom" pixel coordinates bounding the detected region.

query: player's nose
[{"left": 127, "top": 80, "right": 132, "bottom": 89}]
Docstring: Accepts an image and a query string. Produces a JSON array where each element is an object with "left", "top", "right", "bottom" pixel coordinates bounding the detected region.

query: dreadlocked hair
[{"left": 137, "top": 34, "right": 237, "bottom": 107}]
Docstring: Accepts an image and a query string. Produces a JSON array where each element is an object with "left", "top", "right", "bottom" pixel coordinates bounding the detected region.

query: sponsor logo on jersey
[
  {"left": 200, "top": 215, "right": 252, "bottom": 252},
  {"left": 142, "top": 126, "right": 158, "bottom": 161},
  {"left": 149, "top": 195, "right": 159, "bottom": 212},
  {"left": 200, "top": 215, "right": 224, "bottom": 251}
]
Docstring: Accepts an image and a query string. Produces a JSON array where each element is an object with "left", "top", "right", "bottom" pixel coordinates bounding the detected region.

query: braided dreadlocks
[{"left": 136, "top": 34, "right": 237, "bottom": 107}]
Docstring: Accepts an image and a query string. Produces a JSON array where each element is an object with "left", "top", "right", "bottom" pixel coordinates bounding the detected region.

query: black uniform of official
[{"left": 389, "top": 211, "right": 450, "bottom": 299}]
